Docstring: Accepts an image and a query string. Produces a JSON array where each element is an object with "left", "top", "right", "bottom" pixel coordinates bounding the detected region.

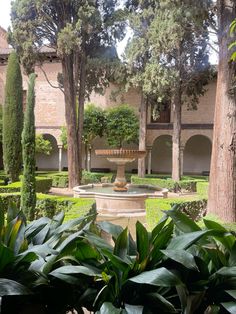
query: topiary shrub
[
  {"left": 3, "top": 52, "right": 23, "bottom": 182},
  {"left": 197, "top": 181, "right": 209, "bottom": 198},
  {"left": 171, "top": 199, "right": 207, "bottom": 221},
  {"left": 35, "top": 177, "right": 52, "bottom": 193},
  {"left": 21, "top": 73, "right": 37, "bottom": 220},
  {"left": 131, "top": 176, "right": 179, "bottom": 191}
]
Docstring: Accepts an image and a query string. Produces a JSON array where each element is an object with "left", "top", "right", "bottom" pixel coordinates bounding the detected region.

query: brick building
[{"left": 0, "top": 26, "right": 215, "bottom": 175}]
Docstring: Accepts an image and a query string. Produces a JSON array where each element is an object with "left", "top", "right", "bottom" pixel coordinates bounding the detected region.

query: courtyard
[{"left": 0, "top": 0, "right": 235, "bottom": 313}]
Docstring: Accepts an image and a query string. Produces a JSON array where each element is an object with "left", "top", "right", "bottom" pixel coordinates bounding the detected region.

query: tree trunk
[
  {"left": 172, "top": 89, "right": 182, "bottom": 182},
  {"left": 62, "top": 55, "right": 80, "bottom": 189},
  {"left": 208, "top": 0, "right": 236, "bottom": 222},
  {"left": 78, "top": 51, "right": 86, "bottom": 181},
  {"left": 138, "top": 94, "right": 147, "bottom": 177}
]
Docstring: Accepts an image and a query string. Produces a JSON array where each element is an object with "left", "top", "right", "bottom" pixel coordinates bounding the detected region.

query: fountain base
[{"left": 74, "top": 184, "right": 168, "bottom": 217}]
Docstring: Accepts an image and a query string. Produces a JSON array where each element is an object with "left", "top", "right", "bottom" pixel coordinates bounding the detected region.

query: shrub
[
  {"left": 3, "top": 52, "right": 23, "bottom": 182},
  {"left": 105, "top": 104, "right": 139, "bottom": 148},
  {"left": 170, "top": 199, "right": 207, "bottom": 221},
  {"left": 131, "top": 175, "right": 206, "bottom": 192},
  {"left": 21, "top": 73, "right": 37, "bottom": 220},
  {"left": 0, "top": 177, "right": 52, "bottom": 194},
  {"left": 197, "top": 181, "right": 209, "bottom": 198},
  {"left": 81, "top": 171, "right": 113, "bottom": 185},
  {"left": 131, "top": 175, "right": 178, "bottom": 191}
]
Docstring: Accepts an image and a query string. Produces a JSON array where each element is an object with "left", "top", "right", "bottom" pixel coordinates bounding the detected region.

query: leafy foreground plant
[
  {"left": 2, "top": 204, "right": 236, "bottom": 313},
  {"left": 0, "top": 203, "right": 96, "bottom": 313},
  {"left": 44, "top": 206, "right": 236, "bottom": 313}
]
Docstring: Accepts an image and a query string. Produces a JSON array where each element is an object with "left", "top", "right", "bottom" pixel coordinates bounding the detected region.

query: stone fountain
[{"left": 73, "top": 149, "right": 168, "bottom": 216}]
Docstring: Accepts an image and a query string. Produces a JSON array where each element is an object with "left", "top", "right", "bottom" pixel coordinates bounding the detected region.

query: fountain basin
[{"left": 73, "top": 184, "right": 168, "bottom": 217}]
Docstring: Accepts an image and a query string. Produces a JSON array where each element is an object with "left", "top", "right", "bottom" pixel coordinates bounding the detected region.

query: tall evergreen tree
[
  {"left": 3, "top": 51, "right": 23, "bottom": 182},
  {"left": 10, "top": 0, "right": 126, "bottom": 188},
  {"left": 208, "top": 0, "right": 236, "bottom": 221},
  {"left": 21, "top": 73, "right": 37, "bottom": 221},
  {"left": 126, "top": 0, "right": 211, "bottom": 180}
]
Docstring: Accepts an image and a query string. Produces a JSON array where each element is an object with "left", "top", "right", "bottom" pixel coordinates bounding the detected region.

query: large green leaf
[
  {"left": 124, "top": 304, "right": 144, "bottom": 314},
  {"left": 96, "top": 302, "right": 122, "bottom": 314},
  {"left": 166, "top": 206, "right": 201, "bottom": 233},
  {"left": 128, "top": 267, "right": 182, "bottom": 287},
  {"left": 0, "top": 279, "right": 31, "bottom": 296},
  {"left": 8, "top": 216, "right": 26, "bottom": 254},
  {"left": 25, "top": 217, "right": 50, "bottom": 240},
  {"left": 204, "top": 219, "right": 235, "bottom": 250},
  {"left": 98, "top": 221, "right": 123, "bottom": 240},
  {"left": 84, "top": 231, "right": 113, "bottom": 251},
  {"left": 75, "top": 241, "right": 100, "bottom": 261},
  {"left": 226, "top": 290, "right": 236, "bottom": 300},
  {"left": 151, "top": 216, "right": 168, "bottom": 241},
  {"left": 136, "top": 221, "right": 149, "bottom": 263},
  {"left": 221, "top": 302, "right": 236, "bottom": 313},
  {"left": 146, "top": 292, "right": 177, "bottom": 313},
  {"left": 32, "top": 224, "right": 50, "bottom": 245},
  {"left": 161, "top": 249, "right": 199, "bottom": 270},
  {"left": 50, "top": 265, "right": 101, "bottom": 283},
  {"left": 102, "top": 249, "right": 131, "bottom": 273},
  {"left": 114, "top": 228, "right": 128, "bottom": 260},
  {"left": 213, "top": 266, "right": 236, "bottom": 278},
  {"left": 0, "top": 244, "right": 14, "bottom": 272},
  {"left": 167, "top": 230, "right": 221, "bottom": 250}
]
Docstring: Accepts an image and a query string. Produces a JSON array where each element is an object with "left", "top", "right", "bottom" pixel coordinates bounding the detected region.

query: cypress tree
[
  {"left": 21, "top": 73, "right": 37, "bottom": 221},
  {"left": 3, "top": 51, "right": 23, "bottom": 182}
]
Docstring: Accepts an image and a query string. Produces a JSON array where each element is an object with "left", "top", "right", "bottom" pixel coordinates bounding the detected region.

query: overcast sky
[{"left": 0, "top": 1, "right": 218, "bottom": 63}]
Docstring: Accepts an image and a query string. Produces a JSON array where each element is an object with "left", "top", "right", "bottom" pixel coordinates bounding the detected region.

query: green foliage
[
  {"left": 229, "top": 19, "right": 236, "bottom": 61},
  {"left": 21, "top": 74, "right": 37, "bottom": 221},
  {"left": 106, "top": 104, "right": 139, "bottom": 148},
  {"left": 125, "top": 0, "right": 212, "bottom": 116},
  {"left": 3, "top": 52, "right": 23, "bottom": 182},
  {"left": 25, "top": 207, "right": 236, "bottom": 313},
  {"left": 197, "top": 181, "right": 209, "bottom": 198},
  {"left": 0, "top": 177, "right": 52, "bottom": 194},
  {"left": 83, "top": 103, "right": 107, "bottom": 145},
  {"left": 60, "top": 126, "right": 68, "bottom": 150},
  {"left": 60, "top": 104, "right": 107, "bottom": 150},
  {"left": 35, "top": 134, "right": 52, "bottom": 155},
  {"left": 0, "top": 106, "right": 3, "bottom": 143}
]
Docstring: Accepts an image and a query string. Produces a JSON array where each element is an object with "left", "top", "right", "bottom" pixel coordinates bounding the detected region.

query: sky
[{"left": 0, "top": 1, "right": 218, "bottom": 63}]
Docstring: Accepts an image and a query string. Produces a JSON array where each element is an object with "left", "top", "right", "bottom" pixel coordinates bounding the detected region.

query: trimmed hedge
[
  {"left": 0, "top": 177, "right": 52, "bottom": 194},
  {"left": 171, "top": 199, "right": 207, "bottom": 221},
  {"left": 146, "top": 197, "right": 207, "bottom": 230},
  {"left": 197, "top": 181, "right": 209, "bottom": 198},
  {"left": 0, "top": 192, "right": 94, "bottom": 220},
  {"left": 131, "top": 175, "right": 206, "bottom": 192}
]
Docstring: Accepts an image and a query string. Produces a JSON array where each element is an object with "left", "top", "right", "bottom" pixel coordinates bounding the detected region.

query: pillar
[
  {"left": 146, "top": 146, "right": 152, "bottom": 175},
  {"left": 180, "top": 144, "right": 185, "bottom": 177},
  {"left": 58, "top": 144, "right": 63, "bottom": 172}
]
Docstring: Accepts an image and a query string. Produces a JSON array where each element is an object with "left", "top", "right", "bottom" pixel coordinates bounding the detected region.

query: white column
[
  {"left": 58, "top": 144, "right": 63, "bottom": 172},
  {"left": 180, "top": 145, "right": 185, "bottom": 177},
  {"left": 147, "top": 146, "right": 152, "bottom": 175}
]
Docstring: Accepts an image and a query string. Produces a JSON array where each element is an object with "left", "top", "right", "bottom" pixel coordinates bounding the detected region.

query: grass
[{"left": 146, "top": 196, "right": 201, "bottom": 230}]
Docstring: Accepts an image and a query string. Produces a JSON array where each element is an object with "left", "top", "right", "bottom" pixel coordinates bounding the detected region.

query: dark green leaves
[{"left": 129, "top": 268, "right": 182, "bottom": 287}]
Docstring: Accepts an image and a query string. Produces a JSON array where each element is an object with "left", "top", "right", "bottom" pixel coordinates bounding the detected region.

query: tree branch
[
  {"left": 39, "top": 65, "right": 65, "bottom": 94},
  {"left": 208, "top": 42, "right": 219, "bottom": 54}
]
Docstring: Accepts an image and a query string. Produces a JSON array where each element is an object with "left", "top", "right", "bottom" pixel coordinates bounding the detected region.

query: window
[{"left": 151, "top": 103, "right": 170, "bottom": 123}]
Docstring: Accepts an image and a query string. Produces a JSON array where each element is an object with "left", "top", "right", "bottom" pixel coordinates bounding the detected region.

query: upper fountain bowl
[{"left": 95, "top": 149, "right": 146, "bottom": 159}]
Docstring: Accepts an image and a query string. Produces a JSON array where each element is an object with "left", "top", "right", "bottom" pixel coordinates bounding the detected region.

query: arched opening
[
  {"left": 36, "top": 134, "right": 59, "bottom": 170},
  {"left": 183, "top": 135, "right": 212, "bottom": 175},
  {"left": 151, "top": 135, "right": 172, "bottom": 174}
]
